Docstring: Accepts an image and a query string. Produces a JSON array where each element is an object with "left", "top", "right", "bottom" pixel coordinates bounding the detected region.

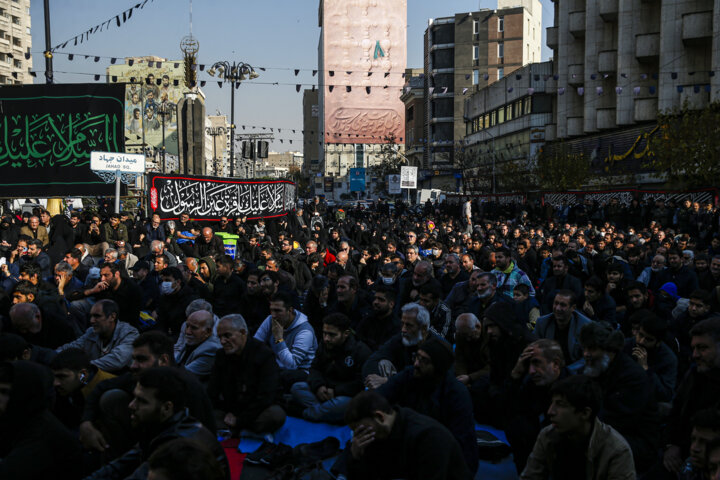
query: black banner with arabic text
[
  {"left": 148, "top": 173, "right": 297, "bottom": 221},
  {"left": 541, "top": 188, "right": 718, "bottom": 207},
  {"left": 0, "top": 83, "right": 124, "bottom": 197}
]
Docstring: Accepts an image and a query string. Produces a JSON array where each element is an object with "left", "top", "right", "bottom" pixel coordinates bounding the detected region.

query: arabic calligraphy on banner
[
  {"left": 0, "top": 83, "right": 124, "bottom": 197},
  {"left": 542, "top": 189, "right": 717, "bottom": 207},
  {"left": 148, "top": 173, "right": 296, "bottom": 220}
]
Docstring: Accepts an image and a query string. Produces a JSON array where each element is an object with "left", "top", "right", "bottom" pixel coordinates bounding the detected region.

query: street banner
[
  {"left": 324, "top": 176, "right": 334, "bottom": 193},
  {"left": 388, "top": 174, "right": 401, "bottom": 194},
  {"left": 148, "top": 173, "right": 296, "bottom": 221},
  {"left": 400, "top": 166, "right": 417, "bottom": 189},
  {"left": 349, "top": 168, "right": 366, "bottom": 192},
  {"left": 0, "top": 83, "right": 124, "bottom": 197},
  {"left": 542, "top": 188, "right": 718, "bottom": 207}
]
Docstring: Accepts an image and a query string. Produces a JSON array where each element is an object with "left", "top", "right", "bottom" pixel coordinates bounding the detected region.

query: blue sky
[{"left": 30, "top": 0, "right": 554, "bottom": 152}]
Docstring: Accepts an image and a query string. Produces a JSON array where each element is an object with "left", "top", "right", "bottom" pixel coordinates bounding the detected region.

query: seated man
[
  {"left": 454, "top": 313, "right": 490, "bottom": 388},
  {"left": 85, "top": 367, "right": 229, "bottom": 480},
  {"left": 343, "top": 390, "right": 471, "bottom": 480},
  {"left": 78, "top": 332, "right": 216, "bottom": 459},
  {"left": 521, "top": 375, "right": 635, "bottom": 479},
  {"left": 377, "top": 337, "right": 478, "bottom": 474},
  {"left": 57, "top": 299, "right": 139, "bottom": 374},
  {"left": 579, "top": 321, "right": 660, "bottom": 472},
  {"left": 254, "top": 291, "right": 317, "bottom": 388},
  {"left": 291, "top": 313, "right": 371, "bottom": 424},
  {"left": 354, "top": 285, "right": 398, "bottom": 351},
  {"left": 505, "top": 339, "right": 568, "bottom": 472},
  {"left": 50, "top": 348, "right": 116, "bottom": 429},
  {"left": 417, "top": 282, "right": 454, "bottom": 342},
  {"left": 9, "top": 297, "right": 75, "bottom": 350},
  {"left": 175, "top": 310, "right": 221, "bottom": 383},
  {"left": 362, "top": 303, "right": 434, "bottom": 390},
  {"left": 622, "top": 311, "right": 677, "bottom": 404},
  {"left": 209, "top": 314, "right": 286, "bottom": 435},
  {"left": 534, "top": 290, "right": 592, "bottom": 368},
  {"left": 0, "top": 361, "right": 83, "bottom": 480},
  {"left": 678, "top": 409, "right": 720, "bottom": 479}
]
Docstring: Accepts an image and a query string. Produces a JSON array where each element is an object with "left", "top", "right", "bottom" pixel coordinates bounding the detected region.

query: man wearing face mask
[
  {"left": 355, "top": 285, "right": 399, "bottom": 350},
  {"left": 154, "top": 267, "right": 199, "bottom": 336},
  {"left": 469, "top": 272, "right": 513, "bottom": 320}
]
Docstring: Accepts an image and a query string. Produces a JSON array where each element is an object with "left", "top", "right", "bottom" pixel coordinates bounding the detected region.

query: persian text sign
[
  {"left": 148, "top": 173, "right": 296, "bottom": 220},
  {"left": 0, "top": 83, "right": 124, "bottom": 196},
  {"left": 542, "top": 188, "right": 717, "bottom": 207},
  {"left": 91, "top": 151, "right": 145, "bottom": 173}
]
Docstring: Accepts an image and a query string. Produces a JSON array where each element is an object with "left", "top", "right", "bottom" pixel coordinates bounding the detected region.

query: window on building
[
  {"left": 473, "top": 20, "right": 479, "bottom": 34},
  {"left": 523, "top": 96, "right": 532, "bottom": 115},
  {"left": 355, "top": 144, "right": 364, "bottom": 168},
  {"left": 407, "top": 106, "right": 414, "bottom": 121},
  {"left": 490, "top": 111, "right": 497, "bottom": 127},
  {"left": 506, "top": 105, "right": 513, "bottom": 121},
  {"left": 498, "top": 67, "right": 504, "bottom": 80},
  {"left": 473, "top": 46, "right": 479, "bottom": 60},
  {"left": 498, "top": 107, "right": 505, "bottom": 124},
  {"left": 498, "top": 42, "right": 504, "bottom": 58},
  {"left": 13, "top": 59, "right": 20, "bottom": 68},
  {"left": 498, "top": 16, "right": 504, "bottom": 32},
  {"left": 472, "top": 70, "right": 479, "bottom": 85}
]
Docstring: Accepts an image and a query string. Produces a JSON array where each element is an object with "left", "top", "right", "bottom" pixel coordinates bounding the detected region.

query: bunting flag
[
  {"left": 577, "top": 87, "right": 584, "bottom": 96},
  {"left": 615, "top": 86, "right": 623, "bottom": 94},
  {"left": 558, "top": 87, "right": 565, "bottom": 95},
  {"left": 596, "top": 86, "right": 603, "bottom": 95},
  {"left": 527, "top": 87, "right": 535, "bottom": 95},
  {"left": 294, "top": 69, "right": 299, "bottom": 76},
  {"left": 633, "top": 86, "right": 641, "bottom": 95},
  {"left": 462, "top": 87, "right": 468, "bottom": 95},
  {"left": 51, "top": 0, "right": 154, "bottom": 51}
]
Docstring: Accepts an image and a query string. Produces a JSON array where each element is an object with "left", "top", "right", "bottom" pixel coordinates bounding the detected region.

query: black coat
[
  {"left": 656, "top": 265, "right": 699, "bottom": 298},
  {"left": 346, "top": 407, "right": 472, "bottom": 480},
  {"left": 307, "top": 335, "right": 371, "bottom": 397},
  {"left": 0, "top": 361, "right": 83, "bottom": 480},
  {"left": 355, "top": 310, "right": 399, "bottom": 351},
  {"left": 207, "top": 337, "right": 281, "bottom": 429},
  {"left": 212, "top": 273, "right": 246, "bottom": 317},
  {"left": 667, "top": 367, "right": 720, "bottom": 456},
  {"left": 378, "top": 368, "right": 479, "bottom": 474},
  {"left": 594, "top": 352, "right": 661, "bottom": 471},
  {"left": 156, "top": 284, "right": 198, "bottom": 335}
]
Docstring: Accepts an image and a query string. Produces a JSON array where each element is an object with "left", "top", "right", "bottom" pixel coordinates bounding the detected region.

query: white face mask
[
  {"left": 381, "top": 276, "right": 395, "bottom": 285},
  {"left": 160, "top": 281, "right": 174, "bottom": 295},
  {"left": 432, "top": 249, "right": 441, "bottom": 257}
]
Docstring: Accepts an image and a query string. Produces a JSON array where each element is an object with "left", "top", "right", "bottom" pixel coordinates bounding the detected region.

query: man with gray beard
[
  {"left": 579, "top": 322, "right": 660, "bottom": 473},
  {"left": 362, "top": 303, "right": 438, "bottom": 390}
]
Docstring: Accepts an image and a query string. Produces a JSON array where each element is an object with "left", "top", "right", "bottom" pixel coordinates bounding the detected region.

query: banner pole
[{"left": 115, "top": 170, "right": 121, "bottom": 213}]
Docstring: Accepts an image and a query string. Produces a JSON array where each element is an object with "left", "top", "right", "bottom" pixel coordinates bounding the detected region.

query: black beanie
[{"left": 418, "top": 337, "right": 454, "bottom": 374}]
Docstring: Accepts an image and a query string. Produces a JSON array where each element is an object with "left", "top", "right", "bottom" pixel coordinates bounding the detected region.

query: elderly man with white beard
[
  {"left": 361, "top": 303, "right": 440, "bottom": 390},
  {"left": 578, "top": 321, "right": 660, "bottom": 473}
]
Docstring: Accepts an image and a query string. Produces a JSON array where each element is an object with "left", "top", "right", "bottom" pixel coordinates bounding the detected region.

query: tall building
[
  {"left": 317, "top": 0, "right": 407, "bottom": 198},
  {"left": 401, "top": 68, "right": 426, "bottom": 169},
  {"left": 423, "top": 0, "right": 542, "bottom": 173},
  {"left": 544, "top": 0, "right": 720, "bottom": 185},
  {"left": 303, "top": 89, "right": 320, "bottom": 175},
  {"left": 0, "top": 0, "right": 32, "bottom": 85}
]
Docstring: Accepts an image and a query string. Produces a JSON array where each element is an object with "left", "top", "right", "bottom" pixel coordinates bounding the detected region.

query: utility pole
[{"left": 43, "top": 0, "right": 53, "bottom": 84}]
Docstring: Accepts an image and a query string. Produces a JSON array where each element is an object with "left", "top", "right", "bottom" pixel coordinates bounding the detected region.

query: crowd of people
[{"left": 1, "top": 193, "right": 720, "bottom": 479}]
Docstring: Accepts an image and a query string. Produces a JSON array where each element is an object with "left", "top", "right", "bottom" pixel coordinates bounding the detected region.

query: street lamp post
[
  {"left": 208, "top": 61, "right": 259, "bottom": 177},
  {"left": 205, "top": 126, "right": 227, "bottom": 176}
]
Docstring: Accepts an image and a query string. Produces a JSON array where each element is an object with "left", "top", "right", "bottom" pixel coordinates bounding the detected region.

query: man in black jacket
[
  {"left": 657, "top": 248, "right": 699, "bottom": 298},
  {"left": 355, "top": 285, "right": 398, "bottom": 351},
  {"left": 343, "top": 391, "right": 471, "bottom": 480},
  {"left": 663, "top": 318, "right": 720, "bottom": 476},
  {"left": 85, "top": 367, "right": 228, "bottom": 480},
  {"left": 0, "top": 361, "right": 83, "bottom": 480},
  {"left": 538, "top": 256, "right": 583, "bottom": 315},
  {"left": 78, "top": 332, "right": 216, "bottom": 461},
  {"left": 290, "top": 313, "right": 371, "bottom": 424},
  {"left": 192, "top": 227, "right": 226, "bottom": 259},
  {"left": 580, "top": 321, "right": 660, "bottom": 472},
  {"left": 208, "top": 314, "right": 286, "bottom": 435},
  {"left": 212, "top": 255, "right": 246, "bottom": 317},
  {"left": 154, "top": 266, "right": 198, "bottom": 336},
  {"left": 377, "top": 337, "right": 478, "bottom": 474}
]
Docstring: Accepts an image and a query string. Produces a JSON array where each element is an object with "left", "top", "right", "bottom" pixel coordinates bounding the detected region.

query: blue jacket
[
  {"left": 535, "top": 310, "right": 593, "bottom": 366},
  {"left": 254, "top": 310, "right": 317, "bottom": 372}
]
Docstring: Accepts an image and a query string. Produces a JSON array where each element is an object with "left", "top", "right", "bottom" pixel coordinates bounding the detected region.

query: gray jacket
[
  {"left": 175, "top": 335, "right": 222, "bottom": 379},
  {"left": 58, "top": 321, "right": 139, "bottom": 373},
  {"left": 535, "top": 310, "right": 592, "bottom": 365}
]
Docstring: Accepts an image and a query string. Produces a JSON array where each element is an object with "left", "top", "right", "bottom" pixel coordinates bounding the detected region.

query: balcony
[
  {"left": 598, "top": 50, "right": 617, "bottom": 74},
  {"left": 546, "top": 26, "right": 558, "bottom": 49},
  {"left": 634, "top": 98, "right": 658, "bottom": 122},
  {"left": 597, "top": 108, "right": 617, "bottom": 130},
  {"left": 599, "top": 0, "right": 618, "bottom": 21},
  {"left": 569, "top": 11, "right": 586, "bottom": 38},
  {"left": 568, "top": 117, "right": 584, "bottom": 136},
  {"left": 682, "top": 11, "right": 712, "bottom": 45},
  {"left": 568, "top": 64, "right": 584, "bottom": 86},
  {"left": 635, "top": 33, "right": 660, "bottom": 63}
]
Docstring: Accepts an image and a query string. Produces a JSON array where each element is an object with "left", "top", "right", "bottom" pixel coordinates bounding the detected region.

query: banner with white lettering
[
  {"left": 148, "top": 173, "right": 296, "bottom": 220},
  {"left": 541, "top": 188, "right": 718, "bottom": 207}
]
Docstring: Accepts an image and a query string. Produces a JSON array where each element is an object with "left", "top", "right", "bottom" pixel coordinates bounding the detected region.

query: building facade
[
  {"left": 401, "top": 68, "right": 425, "bottom": 169},
  {"left": 0, "top": 0, "right": 31, "bottom": 85},
  {"left": 464, "top": 61, "right": 553, "bottom": 193},
  {"left": 317, "top": 0, "right": 407, "bottom": 199},
  {"left": 205, "top": 115, "right": 229, "bottom": 177},
  {"left": 544, "top": 0, "right": 720, "bottom": 185},
  {"left": 423, "top": 0, "right": 542, "bottom": 172}
]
